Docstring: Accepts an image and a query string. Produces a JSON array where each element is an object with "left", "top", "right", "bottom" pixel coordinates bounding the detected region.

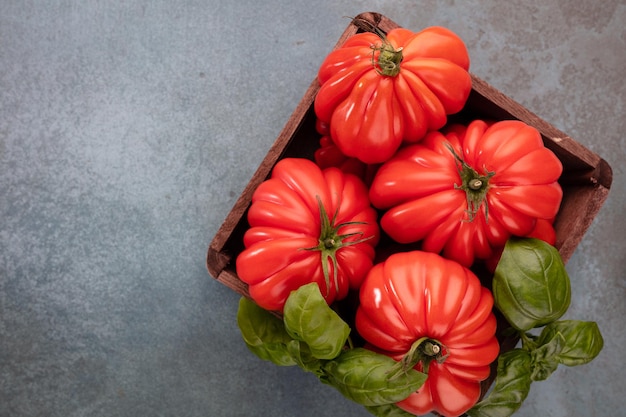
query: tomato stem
[
  {"left": 371, "top": 43, "right": 403, "bottom": 77},
  {"left": 349, "top": 16, "right": 403, "bottom": 77},
  {"left": 422, "top": 341, "right": 441, "bottom": 356},
  {"left": 445, "top": 142, "right": 495, "bottom": 222},
  {"left": 469, "top": 178, "right": 484, "bottom": 190},
  {"left": 388, "top": 337, "right": 448, "bottom": 380},
  {"left": 324, "top": 238, "right": 336, "bottom": 249}
]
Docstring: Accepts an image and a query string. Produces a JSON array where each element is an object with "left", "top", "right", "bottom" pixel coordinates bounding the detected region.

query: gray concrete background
[{"left": 1, "top": 1, "right": 624, "bottom": 416}]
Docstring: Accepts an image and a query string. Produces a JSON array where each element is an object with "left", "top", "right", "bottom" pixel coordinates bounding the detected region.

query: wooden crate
[
  {"left": 207, "top": 11, "right": 612, "bottom": 295},
  {"left": 206, "top": 10, "right": 613, "bottom": 411}
]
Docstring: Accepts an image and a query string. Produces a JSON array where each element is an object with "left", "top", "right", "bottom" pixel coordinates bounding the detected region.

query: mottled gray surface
[{"left": 1, "top": 1, "right": 624, "bottom": 416}]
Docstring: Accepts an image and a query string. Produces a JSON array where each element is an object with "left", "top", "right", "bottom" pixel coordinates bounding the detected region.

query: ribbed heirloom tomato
[
  {"left": 314, "top": 26, "right": 471, "bottom": 164},
  {"left": 314, "top": 119, "right": 367, "bottom": 177},
  {"left": 313, "top": 119, "right": 379, "bottom": 186},
  {"left": 236, "top": 158, "right": 380, "bottom": 312},
  {"left": 369, "top": 119, "right": 563, "bottom": 267},
  {"left": 355, "top": 251, "right": 500, "bottom": 417}
]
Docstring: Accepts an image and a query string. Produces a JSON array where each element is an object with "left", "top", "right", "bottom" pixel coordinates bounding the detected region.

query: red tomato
[
  {"left": 236, "top": 158, "right": 380, "bottom": 312},
  {"left": 314, "top": 119, "right": 380, "bottom": 186},
  {"left": 314, "top": 26, "right": 471, "bottom": 164},
  {"left": 355, "top": 251, "right": 499, "bottom": 417},
  {"left": 369, "top": 119, "right": 563, "bottom": 267},
  {"left": 315, "top": 118, "right": 331, "bottom": 136},
  {"left": 314, "top": 135, "right": 370, "bottom": 177}
]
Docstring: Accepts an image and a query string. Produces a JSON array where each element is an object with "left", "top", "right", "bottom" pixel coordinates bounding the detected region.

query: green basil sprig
[
  {"left": 469, "top": 238, "right": 604, "bottom": 417},
  {"left": 237, "top": 282, "right": 427, "bottom": 413}
]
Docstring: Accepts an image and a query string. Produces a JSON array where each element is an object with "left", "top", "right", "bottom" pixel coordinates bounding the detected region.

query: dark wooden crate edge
[{"left": 206, "top": 77, "right": 319, "bottom": 280}]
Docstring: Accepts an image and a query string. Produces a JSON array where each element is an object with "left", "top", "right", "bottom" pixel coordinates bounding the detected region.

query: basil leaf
[
  {"left": 237, "top": 297, "right": 297, "bottom": 366},
  {"left": 286, "top": 340, "right": 324, "bottom": 376},
  {"left": 530, "top": 331, "right": 565, "bottom": 381},
  {"left": 365, "top": 403, "right": 416, "bottom": 417},
  {"left": 467, "top": 349, "right": 532, "bottom": 417},
  {"left": 322, "top": 348, "right": 427, "bottom": 407},
  {"left": 536, "top": 320, "right": 604, "bottom": 366},
  {"left": 493, "top": 238, "right": 571, "bottom": 331},
  {"left": 283, "top": 282, "right": 351, "bottom": 360}
]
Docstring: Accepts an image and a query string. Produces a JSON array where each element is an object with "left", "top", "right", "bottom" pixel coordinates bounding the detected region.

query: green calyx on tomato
[
  {"left": 389, "top": 337, "right": 449, "bottom": 379},
  {"left": 302, "top": 196, "right": 374, "bottom": 297},
  {"left": 372, "top": 43, "right": 403, "bottom": 77},
  {"left": 447, "top": 142, "right": 495, "bottom": 222},
  {"left": 354, "top": 16, "right": 404, "bottom": 77}
]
